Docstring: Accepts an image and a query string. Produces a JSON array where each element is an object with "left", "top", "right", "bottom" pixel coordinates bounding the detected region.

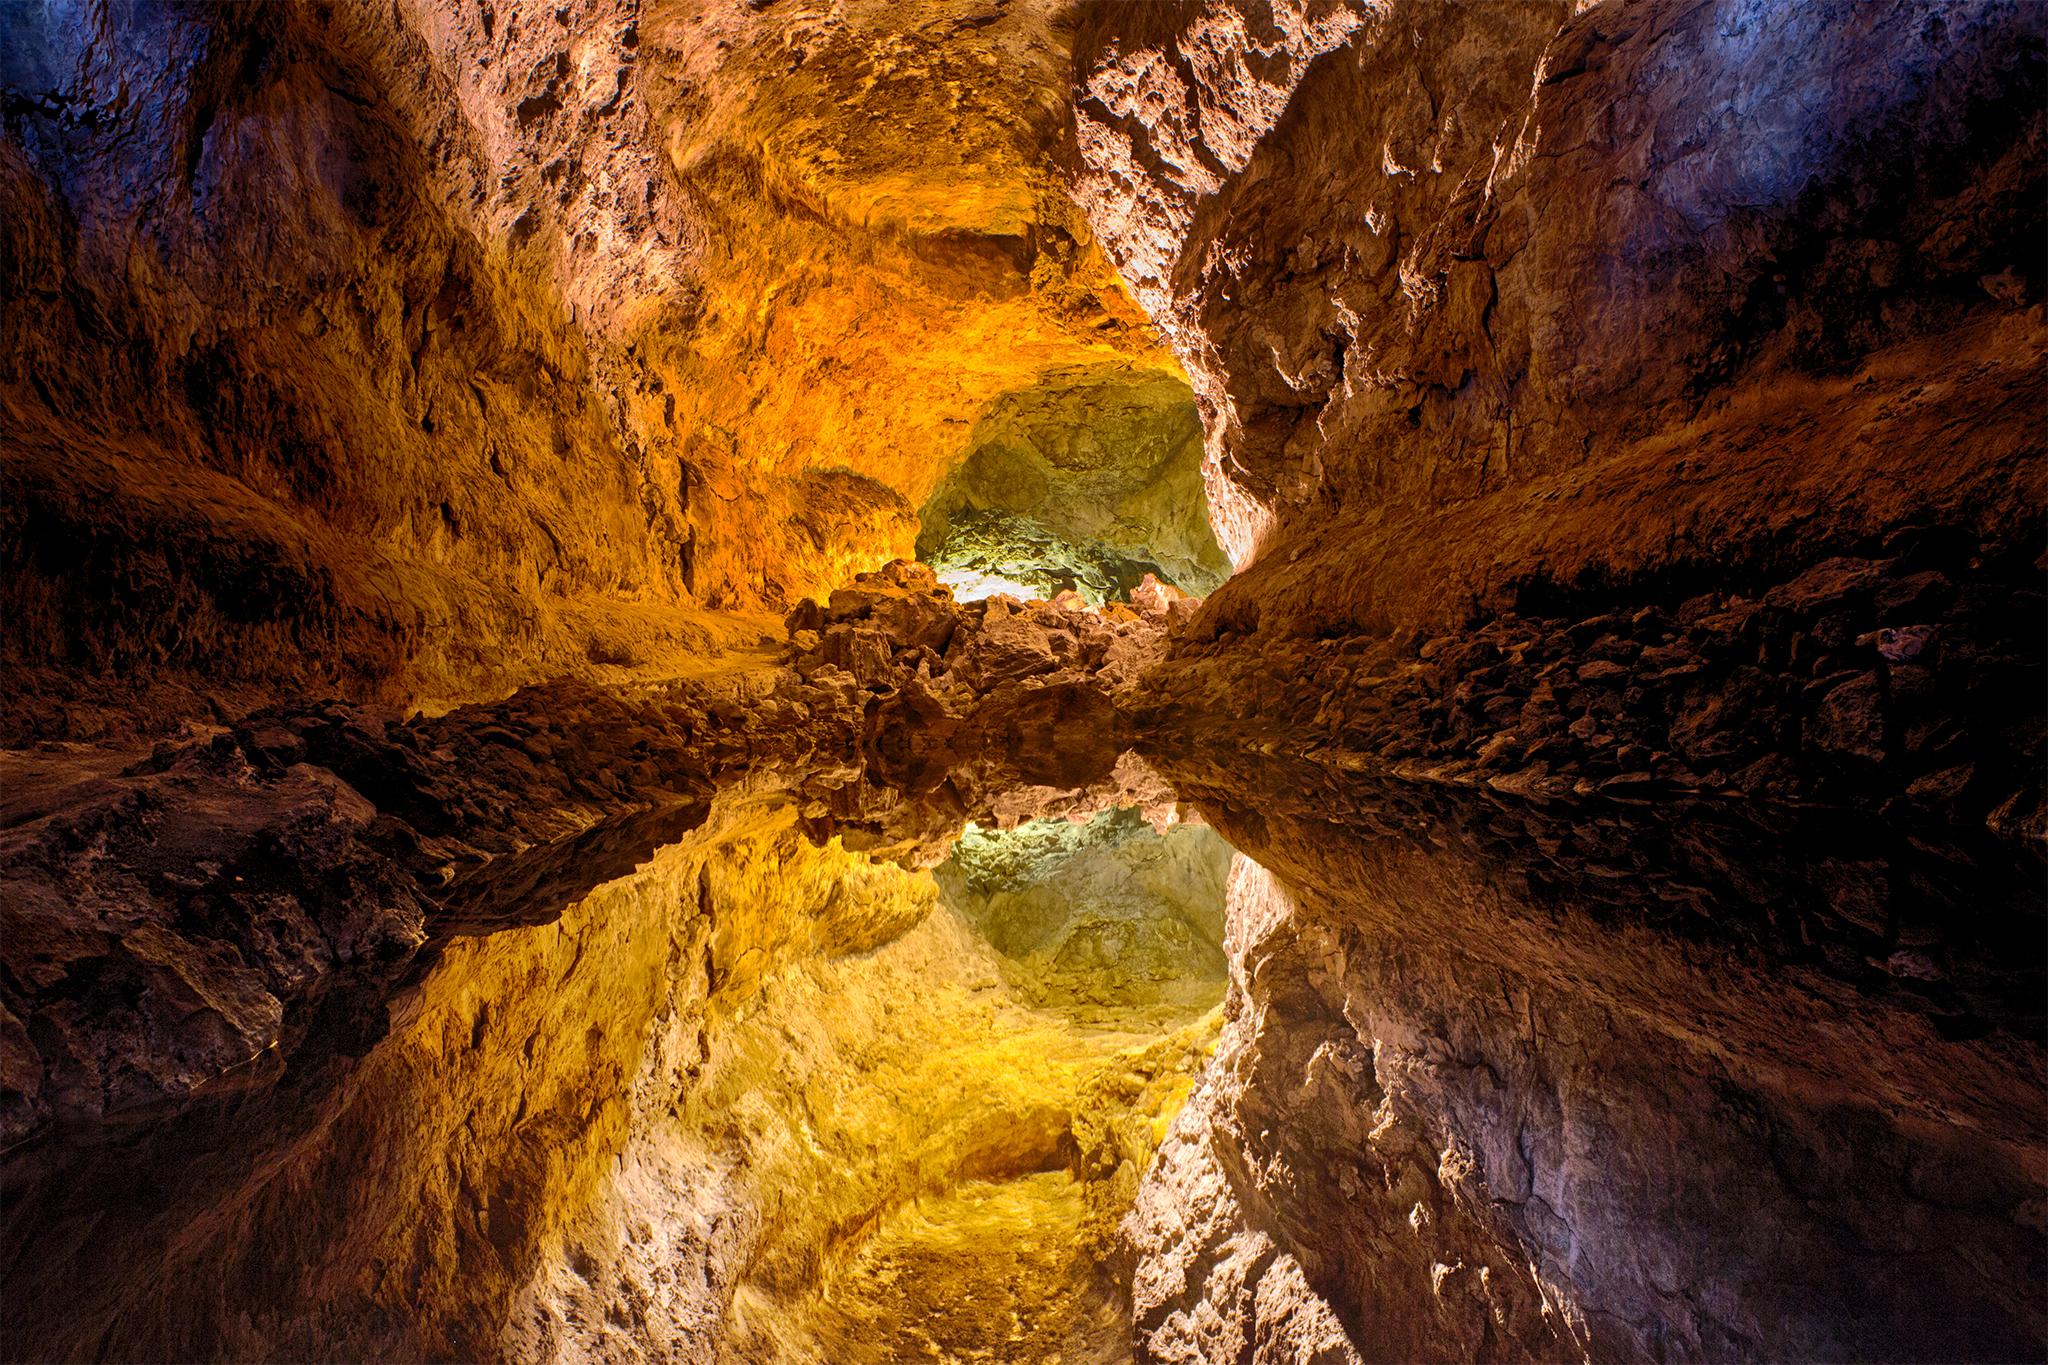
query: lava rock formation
[{"left": 1, "top": 1, "right": 2042, "bottom": 1362}]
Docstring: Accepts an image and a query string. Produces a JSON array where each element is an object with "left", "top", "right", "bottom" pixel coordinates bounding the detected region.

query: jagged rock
[
  {"left": 1810, "top": 672, "right": 1889, "bottom": 764},
  {"left": 1073, "top": 0, "right": 2045, "bottom": 1357},
  {"left": 0, "top": 0, "right": 2042, "bottom": 1360}
]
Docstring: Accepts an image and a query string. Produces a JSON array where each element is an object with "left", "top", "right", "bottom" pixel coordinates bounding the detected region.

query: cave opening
[{"left": 914, "top": 366, "right": 1231, "bottom": 604}]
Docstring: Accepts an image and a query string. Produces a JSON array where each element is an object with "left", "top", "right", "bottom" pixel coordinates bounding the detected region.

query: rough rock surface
[
  {"left": 1068, "top": 0, "right": 2046, "bottom": 1360},
  {"left": 1075, "top": 0, "right": 2045, "bottom": 571},
  {"left": 1, "top": 0, "right": 2043, "bottom": 1361},
  {"left": 917, "top": 367, "right": 1231, "bottom": 601},
  {"left": 1135, "top": 755, "right": 2045, "bottom": 1362},
  {"left": 1144, "top": 527, "right": 2046, "bottom": 836},
  {"left": 0, "top": 0, "right": 1169, "bottom": 741}
]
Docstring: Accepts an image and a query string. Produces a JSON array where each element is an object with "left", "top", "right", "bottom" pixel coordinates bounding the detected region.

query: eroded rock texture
[
  {"left": 0, "top": 0, "right": 1168, "bottom": 741},
  {"left": 1135, "top": 760, "right": 2044, "bottom": 1363},
  {"left": 1070, "top": 0, "right": 2047, "bottom": 1360},
  {"left": 1, "top": 0, "right": 2043, "bottom": 1361},
  {"left": 1075, "top": 0, "right": 2044, "bottom": 576},
  {"left": 917, "top": 368, "right": 1231, "bottom": 602},
  {"left": 1, "top": 572, "right": 1216, "bottom": 1360}
]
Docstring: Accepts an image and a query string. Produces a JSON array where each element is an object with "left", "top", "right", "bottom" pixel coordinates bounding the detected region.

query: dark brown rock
[{"left": 1810, "top": 672, "right": 1889, "bottom": 764}]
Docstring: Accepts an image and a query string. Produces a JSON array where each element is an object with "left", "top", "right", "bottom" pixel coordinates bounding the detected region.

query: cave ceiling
[{"left": 0, "top": 1, "right": 2043, "bottom": 1362}]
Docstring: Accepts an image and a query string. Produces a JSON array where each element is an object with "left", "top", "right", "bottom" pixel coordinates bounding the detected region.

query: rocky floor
[{"left": 2, "top": 0, "right": 2043, "bottom": 1359}]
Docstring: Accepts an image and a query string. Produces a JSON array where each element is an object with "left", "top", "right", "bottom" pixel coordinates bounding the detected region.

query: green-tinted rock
[
  {"left": 918, "top": 367, "right": 1230, "bottom": 601},
  {"left": 934, "top": 807, "right": 1231, "bottom": 1025}
]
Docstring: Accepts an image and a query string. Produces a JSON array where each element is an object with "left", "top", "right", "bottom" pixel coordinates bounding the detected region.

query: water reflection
[{"left": 1146, "top": 747, "right": 2047, "bottom": 1360}]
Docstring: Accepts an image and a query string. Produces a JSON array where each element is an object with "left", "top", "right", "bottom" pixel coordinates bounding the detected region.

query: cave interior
[{"left": 0, "top": 1, "right": 2044, "bottom": 1363}]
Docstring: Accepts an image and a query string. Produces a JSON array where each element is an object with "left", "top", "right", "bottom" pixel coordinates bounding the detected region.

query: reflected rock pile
[{"left": 1, "top": 0, "right": 2043, "bottom": 1361}]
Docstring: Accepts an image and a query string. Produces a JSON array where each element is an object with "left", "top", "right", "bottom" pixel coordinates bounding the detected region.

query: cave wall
[
  {"left": 1073, "top": 0, "right": 2044, "bottom": 605},
  {"left": 1, "top": 0, "right": 695, "bottom": 738},
  {"left": 917, "top": 367, "right": 1230, "bottom": 600},
  {"left": 0, "top": 0, "right": 2041, "bottom": 1359},
  {"left": 2, "top": 807, "right": 762, "bottom": 1362},
  {"left": 1133, "top": 762, "right": 2045, "bottom": 1363},
  {"left": 1069, "top": 1, "right": 2047, "bottom": 1360},
  {"left": 0, "top": 0, "right": 1173, "bottom": 741}
]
